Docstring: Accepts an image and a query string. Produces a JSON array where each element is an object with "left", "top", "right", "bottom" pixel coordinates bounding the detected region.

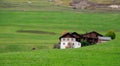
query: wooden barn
[{"left": 81, "top": 31, "right": 103, "bottom": 44}]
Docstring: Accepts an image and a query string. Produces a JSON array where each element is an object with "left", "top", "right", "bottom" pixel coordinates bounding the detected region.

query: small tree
[
  {"left": 105, "top": 30, "right": 116, "bottom": 40},
  {"left": 81, "top": 40, "right": 90, "bottom": 47}
]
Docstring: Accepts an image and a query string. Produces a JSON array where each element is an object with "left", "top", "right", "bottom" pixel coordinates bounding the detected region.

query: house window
[
  {"left": 78, "top": 42, "right": 81, "bottom": 45},
  {"left": 71, "top": 38, "right": 73, "bottom": 41},
  {"left": 63, "top": 38, "right": 65, "bottom": 41},
  {"left": 67, "top": 38, "right": 69, "bottom": 41},
  {"left": 63, "top": 43, "right": 65, "bottom": 45},
  {"left": 73, "top": 43, "right": 74, "bottom": 45}
]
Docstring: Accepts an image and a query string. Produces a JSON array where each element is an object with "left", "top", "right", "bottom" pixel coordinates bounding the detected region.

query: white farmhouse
[{"left": 59, "top": 32, "right": 81, "bottom": 49}]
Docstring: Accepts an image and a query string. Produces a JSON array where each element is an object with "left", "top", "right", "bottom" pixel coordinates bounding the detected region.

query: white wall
[
  {"left": 72, "top": 42, "right": 81, "bottom": 48},
  {"left": 60, "top": 41, "right": 68, "bottom": 49},
  {"left": 60, "top": 38, "right": 81, "bottom": 49}
]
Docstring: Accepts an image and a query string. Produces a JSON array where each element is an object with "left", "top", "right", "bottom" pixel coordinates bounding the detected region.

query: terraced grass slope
[
  {"left": 0, "top": 10, "right": 120, "bottom": 66},
  {"left": 0, "top": 11, "right": 120, "bottom": 52},
  {"left": 0, "top": 37, "right": 120, "bottom": 66}
]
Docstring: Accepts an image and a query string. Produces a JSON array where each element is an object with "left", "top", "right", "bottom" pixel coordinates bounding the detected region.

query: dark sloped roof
[
  {"left": 71, "top": 32, "right": 82, "bottom": 38},
  {"left": 82, "top": 31, "right": 103, "bottom": 36},
  {"left": 59, "top": 31, "right": 103, "bottom": 40},
  {"left": 59, "top": 33, "right": 75, "bottom": 39}
]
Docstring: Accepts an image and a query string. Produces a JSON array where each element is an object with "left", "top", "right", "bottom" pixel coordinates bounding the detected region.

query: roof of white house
[{"left": 59, "top": 32, "right": 81, "bottom": 39}]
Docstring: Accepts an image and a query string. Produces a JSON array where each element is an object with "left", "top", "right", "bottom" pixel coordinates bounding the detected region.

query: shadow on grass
[{"left": 17, "top": 30, "right": 57, "bottom": 35}]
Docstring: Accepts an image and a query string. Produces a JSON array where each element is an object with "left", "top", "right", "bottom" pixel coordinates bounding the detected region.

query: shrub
[
  {"left": 105, "top": 30, "right": 116, "bottom": 40},
  {"left": 53, "top": 44, "right": 60, "bottom": 49},
  {"left": 81, "top": 40, "right": 90, "bottom": 47}
]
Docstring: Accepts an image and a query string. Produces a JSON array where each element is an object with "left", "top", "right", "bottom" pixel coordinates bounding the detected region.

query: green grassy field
[
  {"left": 0, "top": 38, "right": 120, "bottom": 66},
  {"left": 0, "top": 10, "right": 120, "bottom": 66},
  {"left": 0, "top": 0, "right": 120, "bottom": 65}
]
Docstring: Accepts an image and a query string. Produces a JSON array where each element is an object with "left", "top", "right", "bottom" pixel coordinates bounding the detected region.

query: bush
[
  {"left": 81, "top": 40, "right": 90, "bottom": 47},
  {"left": 53, "top": 44, "right": 60, "bottom": 49},
  {"left": 105, "top": 30, "right": 116, "bottom": 40}
]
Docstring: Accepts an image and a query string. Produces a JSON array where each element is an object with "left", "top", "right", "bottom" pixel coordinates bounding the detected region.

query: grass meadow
[
  {"left": 0, "top": 0, "right": 120, "bottom": 65},
  {"left": 0, "top": 11, "right": 120, "bottom": 66}
]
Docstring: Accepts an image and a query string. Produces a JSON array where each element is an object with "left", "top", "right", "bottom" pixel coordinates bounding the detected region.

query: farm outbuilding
[
  {"left": 57, "top": 31, "right": 112, "bottom": 49},
  {"left": 98, "top": 37, "right": 112, "bottom": 43},
  {"left": 81, "top": 31, "right": 103, "bottom": 44}
]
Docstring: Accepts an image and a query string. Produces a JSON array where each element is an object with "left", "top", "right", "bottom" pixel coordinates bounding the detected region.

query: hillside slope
[
  {"left": 0, "top": 11, "right": 120, "bottom": 52},
  {"left": 0, "top": 4, "right": 120, "bottom": 66},
  {"left": 0, "top": 38, "right": 120, "bottom": 66}
]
